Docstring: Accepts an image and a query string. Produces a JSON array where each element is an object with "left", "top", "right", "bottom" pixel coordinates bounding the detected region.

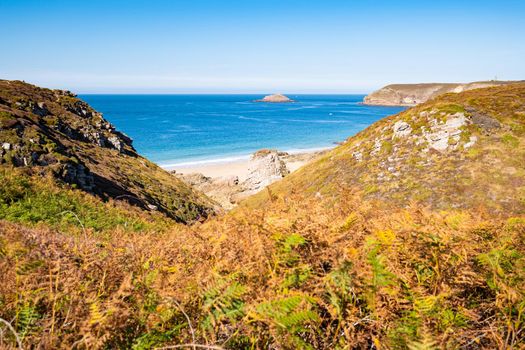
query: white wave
[
  {"left": 283, "top": 118, "right": 351, "bottom": 124},
  {"left": 158, "top": 145, "right": 336, "bottom": 170},
  {"left": 160, "top": 154, "right": 251, "bottom": 168},
  {"left": 286, "top": 105, "right": 319, "bottom": 111},
  {"left": 238, "top": 116, "right": 278, "bottom": 123}
]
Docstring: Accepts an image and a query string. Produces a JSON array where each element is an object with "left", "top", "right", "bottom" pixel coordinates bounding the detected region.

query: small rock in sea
[{"left": 255, "top": 94, "right": 294, "bottom": 103}]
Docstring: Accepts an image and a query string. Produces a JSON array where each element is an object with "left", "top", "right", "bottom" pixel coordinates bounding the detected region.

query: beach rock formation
[
  {"left": 175, "top": 173, "right": 242, "bottom": 211},
  {"left": 241, "top": 149, "right": 290, "bottom": 193},
  {"left": 175, "top": 149, "right": 323, "bottom": 210},
  {"left": 0, "top": 79, "right": 215, "bottom": 222},
  {"left": 175, "top": 150, "right": 290, "bottom": 209},
  {"left": 255, "top": 94, "right": 294, "bottom": 103},
  {"left": 363, "top": 81, "right": 518, "bottom": 106}
]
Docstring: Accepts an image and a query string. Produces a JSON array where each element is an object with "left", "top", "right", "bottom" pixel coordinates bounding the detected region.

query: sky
[{"left": 0, "top": 0, "right": 524, "bottom": 93}]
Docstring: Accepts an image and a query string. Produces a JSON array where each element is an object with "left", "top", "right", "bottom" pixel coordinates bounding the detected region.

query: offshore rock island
[{"left": 255, "top": 93, "right": 294, "bottom": 103}]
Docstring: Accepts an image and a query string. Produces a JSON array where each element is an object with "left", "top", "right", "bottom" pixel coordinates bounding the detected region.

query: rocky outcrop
[
  {"left": 242, "top": 149, "right": 290, "bottom": 193},
  {"left": 363, "top": 81, "right": 518, "bottom": 106},
  {"left": 0, "top": 84, "right": 133, "bottom": 188},
  {"left": 176, "top": 173, "right": 242, "bottom": 211},
  {"left": 0, "top": 80, "right": 215, "bottom": 222},
  {"left": 255, "top": 94, "right": 294, "bottom": 103},
  {"left": 175, "top": 150, "right": 321, "bottom": 210}
]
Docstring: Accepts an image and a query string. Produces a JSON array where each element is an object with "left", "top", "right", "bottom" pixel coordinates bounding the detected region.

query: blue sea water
[{"left": 80, "top": 95, "right": 405, "bottom": 167}]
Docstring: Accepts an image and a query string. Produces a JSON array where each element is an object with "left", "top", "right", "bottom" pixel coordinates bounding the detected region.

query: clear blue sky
[{"left": 1, "top": 0, "right": 524, "bottom": 93}]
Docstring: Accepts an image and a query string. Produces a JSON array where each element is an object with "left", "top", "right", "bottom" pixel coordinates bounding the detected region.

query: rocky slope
[
  {"left": 363, "top": 80, "right": 517, "bottom": 106},
  {"left": 247, "top": 83, "right": 525, "bottom": 214},
  {"left": 0, "top": 80, "right": 215, "bottom": 222}
]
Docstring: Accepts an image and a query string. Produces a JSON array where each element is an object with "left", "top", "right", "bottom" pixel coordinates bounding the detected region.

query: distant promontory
[
  {"left": 255, "top": 94, "right": 294, "bottom": 103},
  {"left": 363, "top": 81, "right": 519, "bottom": 106}
]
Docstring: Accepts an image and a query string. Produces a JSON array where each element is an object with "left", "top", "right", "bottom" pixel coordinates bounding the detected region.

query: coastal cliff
[{"left": 363, "top": 80, "right": 517, "bottom": 106}]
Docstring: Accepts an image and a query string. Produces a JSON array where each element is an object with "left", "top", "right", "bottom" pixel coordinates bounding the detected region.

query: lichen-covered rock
[
  {"left": 107, "top": 135, "right": 123, "bottom": 152},
  {"left": 392, "top": 121, "right": 412, "bottom": 138},
  {"left": 352, "top": 150, "right": 363, "bottom": 162},
  {"left": 370, "top": 138, "right": 382, "bottom": 156},
  {"left": 423, "top": 112, "right": 468, "bottom": 151},
  {"left": 60, "top": 162, "right": 95, "bottom": 191},
  {"left": 32, "top": 101, "right": 49, "bottom": 116},
  {"left": 467, "top": 107, "right": 501, "bottom": 132}
]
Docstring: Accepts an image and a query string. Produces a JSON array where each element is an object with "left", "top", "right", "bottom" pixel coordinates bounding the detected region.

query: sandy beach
[
  {"left": 163, "top": 149, "right": 330, "bottom": 209},
  {"left": 166, "top": 159, "right": 253, "bottom": 181},
  {"left": 163, "top": 149, "right": 330, "bottom": 181}
]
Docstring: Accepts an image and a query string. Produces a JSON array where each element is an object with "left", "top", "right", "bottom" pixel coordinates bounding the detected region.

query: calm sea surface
[{"left": 80, "top": 94, "right": 405, "bottom": 167}]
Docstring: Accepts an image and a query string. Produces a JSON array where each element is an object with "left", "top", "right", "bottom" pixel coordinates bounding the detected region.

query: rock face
[
  {"left": 242, "top": 149, "right": 290, "bottom": 193},
  {"left": 0, "top": 80, "right": 215, "bottom": 222},
  {"left": 255, "top": 94, "right": 293, "bottom": 103},
  {"left": 423, "top": 112, "right": 468, "bottom": 151},
  {"left": 363, "top": 81, "right": 518, "bottom": 106}
]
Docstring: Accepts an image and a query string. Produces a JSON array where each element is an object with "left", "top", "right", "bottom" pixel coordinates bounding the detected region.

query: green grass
[
  {"left": 0, "top": 168, "right": 170, "bottom": 233},
  {"left": 434, "top": 103, "right": 466, "bottom": 115},
  {"left": 502, "top": 133, "right": 520, "bottom": 147},
  {"left": 0, "top": 111, "right": 15, "bottom": 125}
]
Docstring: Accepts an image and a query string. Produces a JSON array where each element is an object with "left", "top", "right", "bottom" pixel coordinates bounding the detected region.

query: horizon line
[{"left": 77, "top": 92, "right": 371, "bottom": 95}]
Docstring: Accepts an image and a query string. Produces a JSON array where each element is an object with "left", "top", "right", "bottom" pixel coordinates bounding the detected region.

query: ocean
[{"left": 80, "top": 94, "right": 405, "bottom": 167}]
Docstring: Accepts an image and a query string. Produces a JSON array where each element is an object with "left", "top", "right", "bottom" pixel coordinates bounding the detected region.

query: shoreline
[
  {"left": 160, "top": 145, "right": 334, "bottom": 179},
  {"left": 168, "top": 148, "right": 331, "bottom": 209}
]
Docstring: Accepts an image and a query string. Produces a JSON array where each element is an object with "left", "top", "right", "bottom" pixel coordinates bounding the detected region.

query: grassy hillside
[
  {"left": 246, "top": 83, "right": 525, "bottom": 214},
  {"left": 0, "top": 168, "right": 173, "bottom": 234},
  {"left": 0, "top": 80, "right": 216, "bottom": 222},
  {"left": 1, "top": 84, "right": 524, "bottom": 349}
]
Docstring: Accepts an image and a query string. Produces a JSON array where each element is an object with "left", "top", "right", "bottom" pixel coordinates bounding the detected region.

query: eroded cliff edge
[{"left": 363, "top": 81, "right": 518, "bottom": 106}]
